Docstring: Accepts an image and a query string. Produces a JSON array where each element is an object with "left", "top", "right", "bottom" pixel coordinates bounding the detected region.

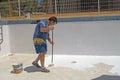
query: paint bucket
[{"left": 12, "top": 62, "right": 23, "bottom": 74}]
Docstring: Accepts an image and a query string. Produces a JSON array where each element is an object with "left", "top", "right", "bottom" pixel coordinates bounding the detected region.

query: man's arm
[
  {"left": 40, "top": 26, "right": 54, "bottom": 32},
  {"left": 48, "top": 37, "right": 54, "bottom": 45},
  {"left": 48, "top": 37, "right": 51, "bottom": 42}
]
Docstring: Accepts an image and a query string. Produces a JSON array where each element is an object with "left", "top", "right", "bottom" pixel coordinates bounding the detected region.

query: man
[
  {"left": 37, "top": 0, "right": 43, "bottom": 8},
  {"left": 32, "top": 16, "right": 57, "bottom": 72}
]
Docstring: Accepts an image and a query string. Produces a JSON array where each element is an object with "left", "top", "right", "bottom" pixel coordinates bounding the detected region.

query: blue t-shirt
[{"left": 33, "top": 20, "right": 49, "bottom": 40}]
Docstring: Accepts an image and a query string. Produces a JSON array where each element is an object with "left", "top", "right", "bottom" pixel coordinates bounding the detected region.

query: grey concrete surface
[{"left": 8, "top": 20, "right": 120, "bottom": 55}]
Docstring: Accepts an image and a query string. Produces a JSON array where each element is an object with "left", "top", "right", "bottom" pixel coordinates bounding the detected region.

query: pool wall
[{"left": 6, "top": 20, "right": 120, "bottom": 56}]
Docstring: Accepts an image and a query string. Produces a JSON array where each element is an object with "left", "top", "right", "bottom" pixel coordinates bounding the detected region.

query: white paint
[
  {"left": 45, "top": 55, "right": 120, "bottom": 75},
  {"left": 0, "top": 54, "right": 120, "bottom": 80},
  {"left": 0, "top": 25, "right": 11, "bottom": 56}
]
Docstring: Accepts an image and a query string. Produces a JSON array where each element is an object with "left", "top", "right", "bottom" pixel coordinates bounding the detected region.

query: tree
[{"left": 0, "top": 0, "right": 8, "bottom": 2}]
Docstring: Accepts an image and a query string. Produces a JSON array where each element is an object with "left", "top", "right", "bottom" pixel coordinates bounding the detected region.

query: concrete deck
[
  {"left": 4, "top": 11, "right": 120, "bottom": 21},
  {"left": 0, "top": 54, "right": 120, "bottom": 80}
]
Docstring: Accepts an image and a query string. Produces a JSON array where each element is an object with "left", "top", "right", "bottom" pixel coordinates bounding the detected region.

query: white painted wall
[
  {"left": 9, "top": 24, "right": 35, "bottom": 54},
  {"left": 0, "top": 25, "right": 10, "bottom": 56},
  {"left": 5, "top": 20, "right": 120, "bottom": 55}
]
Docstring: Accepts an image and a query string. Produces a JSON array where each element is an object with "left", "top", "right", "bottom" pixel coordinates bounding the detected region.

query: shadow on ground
[
  {"left": 24, "top": 66, "right": 41, "bottom": 73},
  {"left": 92, "top": 75, "right": 120, "bottom": 80}
]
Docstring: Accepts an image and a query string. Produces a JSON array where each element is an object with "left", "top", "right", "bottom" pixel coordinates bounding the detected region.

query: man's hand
[
  {"left": 48, "top": 38, "right": 54, "bottom": 45},
  {"left": 49, "top": 26, "right": 54, "bottom": 30},
  {"left": 50, "top": 40, "right": 54, "bottom": 45}
]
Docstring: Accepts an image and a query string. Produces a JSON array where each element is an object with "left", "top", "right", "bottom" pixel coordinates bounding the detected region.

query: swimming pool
[{"left": 0, "top": 16, "right": 120, "bottom": 80}]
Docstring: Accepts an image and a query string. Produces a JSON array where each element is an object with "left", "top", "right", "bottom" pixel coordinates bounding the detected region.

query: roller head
[{"left": 48, "top": 63, "right": 54, "bottom": 67}]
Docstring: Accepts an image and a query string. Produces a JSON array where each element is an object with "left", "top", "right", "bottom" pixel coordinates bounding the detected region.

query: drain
[
  {"left": 71, "top": 61, "right": 77, "bottom": 64},
  {"left": 8, "top": 54, "right": 14, "bottom": 56}
]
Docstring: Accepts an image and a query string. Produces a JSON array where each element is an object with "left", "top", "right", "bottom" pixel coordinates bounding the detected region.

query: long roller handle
[{"left": 51, "top": 30, "right": 54, "bottom": 63}]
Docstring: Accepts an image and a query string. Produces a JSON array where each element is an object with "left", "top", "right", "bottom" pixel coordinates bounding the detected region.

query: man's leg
[
  {"left": 39, "top": 52, "right": 50, "bottom": 72},
  {"left": 33, "top": 52, "right": 46, "bottom": 67},
  {"left": 34, "top": 53, "right": 42, "bottom": 63},
  {"left": 32, "top": 54, "right": 41, "bottom": 68},
  {"left": 39, "top": 52, "right": 46, "bottom": 67},
  {"left": 33, "top": 52, "right": 50, "bottom": 72}
]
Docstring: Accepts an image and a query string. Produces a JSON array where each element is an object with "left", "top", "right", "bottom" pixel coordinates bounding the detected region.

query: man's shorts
[{"left": 33, "top": 38, "right": 47, "bottom": 54}]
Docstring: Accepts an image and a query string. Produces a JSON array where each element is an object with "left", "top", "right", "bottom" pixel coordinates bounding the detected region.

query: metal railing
[
  {"left": 0, "top": 0, "right": 120, "bottom": 17},
  {"left": 0, "top": 13, "right": 3, "bottom": 48}
]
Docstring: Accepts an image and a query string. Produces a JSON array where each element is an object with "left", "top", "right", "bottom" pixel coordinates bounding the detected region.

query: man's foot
[
  {"left": 32, "top": 61, "right": 41, "bottom": 68},
  {"left": 40, "top": 67, "right": 50, "bottom": 73}
]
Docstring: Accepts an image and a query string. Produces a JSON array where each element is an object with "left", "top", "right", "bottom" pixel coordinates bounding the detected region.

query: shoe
[
  {"left": 40, "top": 67, "right": 50, "bottom": 73},
  {"left": 32, "top": 61, "right": 41, "bottom": 68}
]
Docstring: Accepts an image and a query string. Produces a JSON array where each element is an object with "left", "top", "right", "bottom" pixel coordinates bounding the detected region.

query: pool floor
[{"left": 0, "top": 54, "right": 120, "bottom": 80}]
